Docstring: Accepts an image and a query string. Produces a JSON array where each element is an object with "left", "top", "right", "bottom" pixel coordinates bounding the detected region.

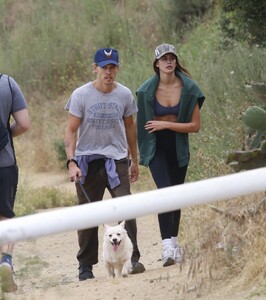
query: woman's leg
[
  {"left": 169, "top": 165, "right": 187, "bottom": 237},
  {"left": 149, "top": 148, "right": 185, "bottom": 240},
  {"left": 149, "top": 137, "right": 187, "bottom": 265}
]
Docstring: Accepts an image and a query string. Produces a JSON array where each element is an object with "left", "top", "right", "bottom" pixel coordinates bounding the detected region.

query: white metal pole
[{"left": 0, "top": 167, "right": 265, "bottom": 245}]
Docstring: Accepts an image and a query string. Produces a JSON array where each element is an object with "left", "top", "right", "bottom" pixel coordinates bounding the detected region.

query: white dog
[{"left": 102, "top": 221, "right": 133, "bottom": 279}]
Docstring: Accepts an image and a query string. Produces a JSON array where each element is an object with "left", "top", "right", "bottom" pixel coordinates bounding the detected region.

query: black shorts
[{"left": 0, "top": 164, "right": 19, "bottom": 218}]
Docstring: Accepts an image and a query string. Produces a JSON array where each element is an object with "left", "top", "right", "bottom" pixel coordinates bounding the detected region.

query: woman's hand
[
  {"left": 144, "top": 103, "right": 200, "bottom": 134},
  {"left": 145, "top": 120, "right": 168, "bottom": 133}
]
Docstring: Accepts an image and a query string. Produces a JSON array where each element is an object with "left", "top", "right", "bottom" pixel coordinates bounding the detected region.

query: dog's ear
[
  {"left": 119, "top": 220, "right": 126, "bottom": 228},
  {"left": 103, "top": 224, "right": 110, "bottom": 229}
]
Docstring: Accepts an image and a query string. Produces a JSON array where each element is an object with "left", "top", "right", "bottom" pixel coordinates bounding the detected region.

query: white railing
[{"left": 0, "top": 167, "right": 265, "bottom": 245}]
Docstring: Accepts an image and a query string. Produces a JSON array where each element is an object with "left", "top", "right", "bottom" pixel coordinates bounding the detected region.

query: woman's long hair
[{"left": 153, "top": 55, "right": 191, "bottom": 78}]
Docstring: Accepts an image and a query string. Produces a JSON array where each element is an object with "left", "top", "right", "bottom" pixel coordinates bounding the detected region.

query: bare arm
[
  {"left": 145, "top": 103, "right": 200, "bottom": 133},
  {"left": 11, "top": 109, "right": 30, "bottom": 137},
  {"left": 124, "top": 115, "right": 139, "bottom": 183},
  {"left": 64, "top": 113, "right": 82, "bottom": 181}
]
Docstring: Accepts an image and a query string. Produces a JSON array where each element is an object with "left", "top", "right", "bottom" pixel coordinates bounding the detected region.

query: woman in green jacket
[{"left": 136, "top": 43, "right": 205, "bottom": 267}]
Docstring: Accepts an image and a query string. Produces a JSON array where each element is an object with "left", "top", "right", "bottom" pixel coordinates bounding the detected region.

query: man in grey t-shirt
[
  {"left": 64, "top": 47, "right": 145, "bottom": 280},
  {"left": 0, "top": 74, "right": 30, "bottom": 292}
]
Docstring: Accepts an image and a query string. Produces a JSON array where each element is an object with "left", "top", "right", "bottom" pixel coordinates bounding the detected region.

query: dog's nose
[{"left": 112, "top": 238, "right": 117, "bottom": 243}]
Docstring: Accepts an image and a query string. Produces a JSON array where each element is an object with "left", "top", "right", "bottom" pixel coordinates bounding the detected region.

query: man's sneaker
[
  {"left": 162, "top": 245, "right": 175, "bottom": 267},
  {"left": 0, "top": 261, "right": 18, "bottom": 293},
  {"left": 173, "top": 245, "right": 183, "bottom": 263},
  {"left": 78, "top": 265, "right": 94, "bottom": 281},
  {"left": 131, "top": 261, "right": 145, "bottom": 274}
]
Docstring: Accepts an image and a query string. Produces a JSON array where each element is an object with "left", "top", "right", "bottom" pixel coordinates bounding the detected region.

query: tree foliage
[
  {"left": 220, "top": 0, "right": 266, "bottom": 47},
  {"left": 167, "top": 0, "right": 214, "bottom": 33}
]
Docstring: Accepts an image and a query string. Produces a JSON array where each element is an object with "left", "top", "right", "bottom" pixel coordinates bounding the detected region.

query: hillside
[{"left": 0, "top": 0, "right": 265, "bottom": 298}]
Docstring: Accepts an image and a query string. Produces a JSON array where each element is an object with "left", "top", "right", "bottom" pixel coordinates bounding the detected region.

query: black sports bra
[{"left": 154, "top": 96, "right": 180, "bottom": 116}]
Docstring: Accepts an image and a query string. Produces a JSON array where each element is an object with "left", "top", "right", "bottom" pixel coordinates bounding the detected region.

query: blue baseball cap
[{"left": 94, "top": 48, "right": 119, "bottom": 67}]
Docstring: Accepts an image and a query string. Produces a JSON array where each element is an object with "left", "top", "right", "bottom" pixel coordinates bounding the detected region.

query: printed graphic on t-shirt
[{"left": 86, "top": 102, "right": 123, "bottom": 130}]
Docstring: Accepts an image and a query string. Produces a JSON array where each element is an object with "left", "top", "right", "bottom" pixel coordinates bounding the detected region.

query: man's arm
[
  {"left": 11, "top": 109, "right": 30, "bottom": 137},
  {"left": 124, "top": 115, "right": 139, "bottom": 182},
  {"left": 64, "top": 113, "right": 82, "bottom": 181}
]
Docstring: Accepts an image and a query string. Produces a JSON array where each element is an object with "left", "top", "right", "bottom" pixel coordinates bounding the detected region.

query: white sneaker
[
  {"left": 173, "top": 245, "right": 183, "bottom": 263},
  {"left": 0, "top": 262, "right": 18, "bottom": 292},
  {"left": 162, "top": 245, "right": 175, "bottom": 267}
]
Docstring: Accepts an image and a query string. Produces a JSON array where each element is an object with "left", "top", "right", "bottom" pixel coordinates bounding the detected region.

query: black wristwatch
[{"left": 66, "top": 158, "right": 78, "bottom": 169}]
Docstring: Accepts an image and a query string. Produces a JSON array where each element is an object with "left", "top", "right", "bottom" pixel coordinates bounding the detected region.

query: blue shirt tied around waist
[{"left": 75, "top": 155, "right": 120, "bottom": 189}]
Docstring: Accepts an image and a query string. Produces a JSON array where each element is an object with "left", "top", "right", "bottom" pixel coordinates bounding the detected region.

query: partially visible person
[
  {"left": 0, "top": 73, "right": 30, "bottom": 292},
  {"left": 136, "top": 44, "right": 205, "bottom": 267},
  {"left": 64, "top": 47, "right": 145, "bottom": 281}
]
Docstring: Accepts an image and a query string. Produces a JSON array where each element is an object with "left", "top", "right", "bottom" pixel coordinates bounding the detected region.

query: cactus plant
[
  {"left": 226, "top": 140, "right": 266, "bottom": 172},
  {"left": 226, "top": 82, "right": 266, "bottom": 171},
  {"left": 242, "top": 106, "right": 266, "bottom": 131},
  {"left": 251, "top": 81, "right": 266, "bottom": 105}
]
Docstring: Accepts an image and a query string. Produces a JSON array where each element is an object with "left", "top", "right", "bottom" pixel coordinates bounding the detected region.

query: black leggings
[{"left": 149, "top": 130, "right": 187, "bottom": 240}]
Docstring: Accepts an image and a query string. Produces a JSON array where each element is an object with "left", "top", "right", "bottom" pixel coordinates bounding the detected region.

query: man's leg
[
  {"left": 75, "top": 159, "right": 107, "bottom": 280},
  {"left": 0, "top": 165, "right": 18, "bottom": 292},
  {"left": 108, "top": 158, "right": 145, "bottom": 274}
]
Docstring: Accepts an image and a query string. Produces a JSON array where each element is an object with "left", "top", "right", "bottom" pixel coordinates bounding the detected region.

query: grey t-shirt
[
  {"left": 0, "top": 75, "right": 28, "bottom": 167},
  {"left": 65, "top": 82, "right": 138, "bottom": 159}
]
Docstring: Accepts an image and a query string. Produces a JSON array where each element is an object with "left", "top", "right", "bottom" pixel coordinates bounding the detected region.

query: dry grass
[{"left": 181, "top": 192, "right": 266, "bottom": 295}]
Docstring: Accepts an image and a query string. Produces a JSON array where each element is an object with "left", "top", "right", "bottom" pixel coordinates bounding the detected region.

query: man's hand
[
  {"left": 129, "top": 161, "right": 139, "bottom": 183},
  {"left": 68, "top": 163, "right": 82, "bottom": 182}
]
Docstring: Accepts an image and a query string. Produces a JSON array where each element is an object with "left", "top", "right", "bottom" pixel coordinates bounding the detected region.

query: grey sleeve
[{"left": 9, "top": 77, "right": 28, "bottom": 113}]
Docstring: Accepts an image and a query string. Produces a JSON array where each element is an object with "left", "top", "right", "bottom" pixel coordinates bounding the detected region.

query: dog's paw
[{"left": 121, "top": 272, "right": 128, "bottom": 277}]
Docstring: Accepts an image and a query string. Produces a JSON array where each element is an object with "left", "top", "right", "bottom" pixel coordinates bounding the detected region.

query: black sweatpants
[
  {"left": 0, "top": 164, "right": 18, "bottom": 218},
  {"left": 75, "top": 158, "right": 140, "bottom": 266},
  {"left": 149, "top": 130, "right": 187, "bottom": 240}
]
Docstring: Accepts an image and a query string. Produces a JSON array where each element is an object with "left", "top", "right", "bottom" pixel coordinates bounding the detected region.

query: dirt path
[
  {"left": 7, "top": 215, "right": 190, "bottom": 300},
  {"left": 3, "top": 172, "right": 265, "bottom": 300}
]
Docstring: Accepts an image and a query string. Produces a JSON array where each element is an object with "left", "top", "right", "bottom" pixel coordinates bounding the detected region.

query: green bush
[
  {"left": 15, "top": 185, "right": 76, "bottom": 216},
  {"left": 220, "top": 0, "right": 266, "bottom": 47},
  {"left": 54, "top": 139, "right": 67, "bottom": 164}
]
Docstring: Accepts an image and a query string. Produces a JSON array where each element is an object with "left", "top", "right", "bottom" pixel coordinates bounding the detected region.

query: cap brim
[
  {"left": 155, "top": 51, "right": 177, "bottom": 60},
  {"left": 97, "top": 60, "right": 119, "bottom": 67}
]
